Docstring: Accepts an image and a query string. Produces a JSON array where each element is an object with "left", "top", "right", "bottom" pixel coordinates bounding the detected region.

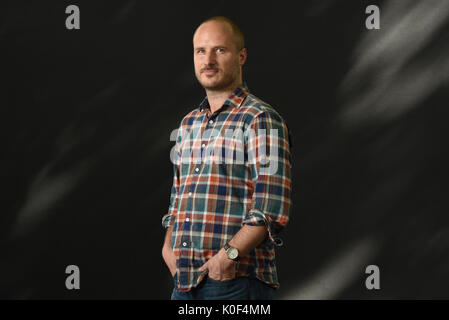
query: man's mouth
[{"left": 202, "top": 69, "right": 218, "bottom": 76}]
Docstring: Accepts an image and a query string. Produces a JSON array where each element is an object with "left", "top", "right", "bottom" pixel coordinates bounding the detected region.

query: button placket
[
  {"left": 184, "top": 189, "right": 192, "bottom": 233},
  {"left": 184, "top": 184, "right": 194, "bottom": 236}
]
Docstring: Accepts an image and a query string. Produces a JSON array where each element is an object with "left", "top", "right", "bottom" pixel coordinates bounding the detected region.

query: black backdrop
[{"left": 1, "top": 0, "right": 449, "bottom": 299}]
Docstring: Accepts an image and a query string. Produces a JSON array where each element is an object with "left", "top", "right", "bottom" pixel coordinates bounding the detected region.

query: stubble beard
[{"left": 197, "top": 65, "right": 240, "bottom": 92}]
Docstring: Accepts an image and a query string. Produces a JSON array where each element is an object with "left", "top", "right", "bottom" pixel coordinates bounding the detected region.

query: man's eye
[
  {"left": 197, "top": 49, "right": 205, "bottom": 54},
  {"left": 216, "top": 48, "right": 225, "bottom": 53}
]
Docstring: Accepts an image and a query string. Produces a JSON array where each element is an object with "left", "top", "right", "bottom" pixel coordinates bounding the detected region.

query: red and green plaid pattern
[{"left": 162, "top": 85, "right": 292, "bottom": 292}]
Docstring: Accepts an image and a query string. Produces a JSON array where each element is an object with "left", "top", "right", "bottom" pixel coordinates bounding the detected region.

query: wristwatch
[{"left": 224, "top": 241, "right": 240, "bottom": 261}]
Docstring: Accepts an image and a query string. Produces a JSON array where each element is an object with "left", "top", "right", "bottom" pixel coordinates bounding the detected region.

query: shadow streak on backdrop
[
  {"left": 281, "top": 0, "right": 449, "bottom": 299},
  {"left": 0, "top": 0, "right": 448, "bottom": 299}
]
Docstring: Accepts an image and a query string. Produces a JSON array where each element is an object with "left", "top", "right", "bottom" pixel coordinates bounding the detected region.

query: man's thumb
[{"left": 198, "top": 262, "right": 208, "bottom": 272}]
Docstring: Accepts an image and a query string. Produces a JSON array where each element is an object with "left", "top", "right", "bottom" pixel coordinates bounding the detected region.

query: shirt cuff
[
  {"left": 161, "top": 213, "right": 173, "bottom": 229},
  {"left": 243, "top": 209, "right": 282, "bottom": 246}
]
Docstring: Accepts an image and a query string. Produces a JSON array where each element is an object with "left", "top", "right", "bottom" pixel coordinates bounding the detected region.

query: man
[{"left": 162, "top": 16, "right": 292, "bottom": 300}]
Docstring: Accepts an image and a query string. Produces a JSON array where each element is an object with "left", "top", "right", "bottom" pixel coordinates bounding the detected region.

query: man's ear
[{"left": 239, "top": 48, "right": 247, "bottom": 66}]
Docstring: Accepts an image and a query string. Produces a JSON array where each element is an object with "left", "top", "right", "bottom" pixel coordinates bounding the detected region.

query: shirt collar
[{"left": 199, "top": 83, "right": 250, "bottom": 112}]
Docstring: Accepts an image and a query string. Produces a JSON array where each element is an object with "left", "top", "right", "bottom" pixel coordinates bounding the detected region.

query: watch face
[{"left": 227, "top": 247, "right": 239, "bottom": 260}]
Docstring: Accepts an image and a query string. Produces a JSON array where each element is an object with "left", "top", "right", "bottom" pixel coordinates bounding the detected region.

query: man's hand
[
  {"left": 162, "top": 245, "right": 177, "bottom": 277},
  {"left": 198, "top": 248, "right": 236, "bottom": 281}
]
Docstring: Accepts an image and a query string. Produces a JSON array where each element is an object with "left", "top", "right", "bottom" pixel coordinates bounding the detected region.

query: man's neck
[{"left": 206, "top": 82, "right": 242, "bottom": 113}]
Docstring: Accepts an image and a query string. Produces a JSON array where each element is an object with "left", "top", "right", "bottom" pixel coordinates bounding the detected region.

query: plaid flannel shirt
[{"left": 162, "top": 85, "right": 292, "bottom": 292}]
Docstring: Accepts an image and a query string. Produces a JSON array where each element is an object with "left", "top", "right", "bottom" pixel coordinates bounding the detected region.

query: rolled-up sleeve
[
  {"left": 162, "top": 127, "right": 182, "bottom": 229},
  {"left": 162, "top": 166, "right": 178, "bottom": 229},
  {"left": 243, "top": 110, "right": 292, "bottom": 245}
]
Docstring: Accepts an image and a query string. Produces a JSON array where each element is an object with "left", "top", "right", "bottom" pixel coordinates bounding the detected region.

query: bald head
[{"left": 193, "top": 16, "right": 245, "bottom": 52}]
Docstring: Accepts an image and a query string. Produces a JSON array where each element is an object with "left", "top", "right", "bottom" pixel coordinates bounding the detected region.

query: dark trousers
[{"left": 171, "top": 275, "right": 276, "bottom": 300}]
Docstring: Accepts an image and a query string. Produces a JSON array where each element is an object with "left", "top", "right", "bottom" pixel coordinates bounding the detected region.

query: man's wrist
[
  {"left": 223, "top": 241, "right": 240, "bottom": 261},
  {"left": 218, "top": 248, "right": 234, "bottom": 262}
]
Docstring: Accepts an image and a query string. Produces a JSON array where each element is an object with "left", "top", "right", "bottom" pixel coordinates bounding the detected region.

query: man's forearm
[
  {"left": 199, "top": 224, "right": 268, "bottom": 280},
  {"left": 227, "top": 224, "right": 268, "bottom": 257},
  {"left": 163, "top": 225, "right": 173, "bottom": 249},
  {"left": 162, "top": 225, "right": 173, "bottom": 260},
  {"left": 162, "top": 225, "right": 177, "bottom": 276}
]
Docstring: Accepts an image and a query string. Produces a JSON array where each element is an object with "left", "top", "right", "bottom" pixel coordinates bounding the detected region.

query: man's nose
[{"left": 205, "top": 50, "right": 217, "bottom": 64}]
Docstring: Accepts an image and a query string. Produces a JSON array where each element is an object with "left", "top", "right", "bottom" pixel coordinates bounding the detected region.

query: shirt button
[
  {"left": 209, "top": 120, "right": 214, "bottom": 124},
  {"left": 195, "top": 167, "right": 199, "bottom": 172},
  {"left": 188, "top": 192, "right": 192, "bottom": 196},
  {"left": 182, "top": 242, "right": 188, "bottom": 247},
  {"left": 185, "top": 218, "right": 190, "bottom": 222},
  {"left": 202, "top": 143, "right": 206, "bottom": 148}
]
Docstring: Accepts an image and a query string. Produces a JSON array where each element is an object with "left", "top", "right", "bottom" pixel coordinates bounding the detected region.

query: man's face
[{"left": 193, "top": 21, "right": 246, "bottom": 91}]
